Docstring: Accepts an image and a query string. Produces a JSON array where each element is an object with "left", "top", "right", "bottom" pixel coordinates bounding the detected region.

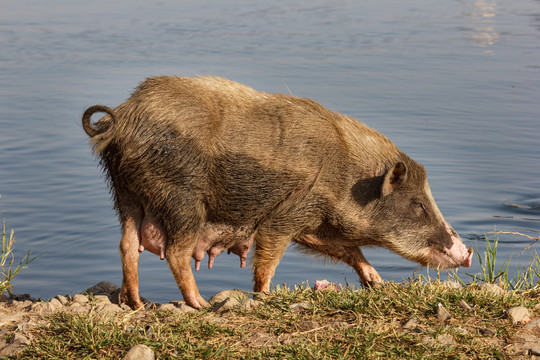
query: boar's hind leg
[
  {"left": 252, "top": 230, "right": 293, "bottom": 293},
  {"left": 119, "top": 212, "right": 145, "bottom": 310},
  {"left": 166, "top": 238, "right": 209, "bottom": 309}
]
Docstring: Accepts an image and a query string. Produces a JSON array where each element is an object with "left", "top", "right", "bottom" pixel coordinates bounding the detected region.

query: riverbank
[{"left": 1, "top": 280, "right": 539, "bottom": 359}]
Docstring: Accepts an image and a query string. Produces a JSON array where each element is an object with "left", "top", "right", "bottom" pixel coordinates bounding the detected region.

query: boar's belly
[
  {"left": 139, "top": 212, "right": 166, "bottom": 260},
  {"left": 192, "top": 223, "right": 254, "bottom": 271}
]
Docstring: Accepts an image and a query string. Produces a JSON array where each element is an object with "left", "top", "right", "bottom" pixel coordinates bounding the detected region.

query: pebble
[
  {"left": 122, "top": 344, "right": 155, "bottom": 360},
  {"left": 209, "top": 289, "right": 247, "bottom": 304},
  {"left": 54, "top": 295, "right": 69, "bottom": 305},
  {"left": 289, "top": 302, "right": 311, "bottom": 313},
  {"left": 240, "top": 297, "right": 260, "bottom": 311},
  {"left": 402, "top": 317, "right": 419, "bottom": 329},
  {"left": 244, "top": 332, "right": 278, "bottom": 348},
  {"left": 479, "top": 283, "right": 506, "bottom": 296},
  {"left": 524, "top": 318, "right": 540, "bottom": 332},
  {"left": 507, "top": 306, "right": 530, "bottom": 325},
  {"left": 213, "top": 297, "right": 241, "bottom": 313},
  {"left": 436, "top": 303, "right": 451, "bottom": 321},
  {"left": 72, "top": 294, "right": 89, "bottom": 304},
  {"left": 298, "top": 320, "right": 319, "bottom": 331},
  {"left": 458, "top": 300, "right": 472, "bottom": 311}
]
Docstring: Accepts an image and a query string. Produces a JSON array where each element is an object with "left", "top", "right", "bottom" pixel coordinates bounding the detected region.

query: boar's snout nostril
[{"left": 467, "top": 246, "right": 473, "bottom": 254}]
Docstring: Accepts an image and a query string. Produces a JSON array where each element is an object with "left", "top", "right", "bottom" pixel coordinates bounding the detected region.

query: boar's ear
[{"left": 381, "top": 162, "right": 408, "bottom": 196}]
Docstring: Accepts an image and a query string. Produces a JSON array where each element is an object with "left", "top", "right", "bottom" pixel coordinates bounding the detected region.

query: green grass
[
  {"left": 1, "top": 198, "right": 38, "bottom": 296},
  {"left": 10, "top": 280, "right": 539, "bottom": 359}
]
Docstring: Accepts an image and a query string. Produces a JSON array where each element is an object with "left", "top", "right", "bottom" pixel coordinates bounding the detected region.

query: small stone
[
  {"left": 458, "top": 300, "right": 472, "bottom": 311},
  {"left": 85, "top": 281, "right": 121, "bottom": 297},
  {"left": 67, "top": 304, "right": 90, "bottom": 314},
  {"left": 298, "top": 320, "right": 319, "bottom": 331},
  {"left": 54, "top": 295, "right": 69, "bottom": 306},
  {"left": 213, "top": 297, "right": 241, "bottom": 313},
  {"left": 436, "top": 333, "right": 456, "bottom": 346},
  {"left": 290, "top": 302, "right": 311, "bottom": 313},
  {"left": 245, "top": 332, "right": 277, "bottom": 348},
  {"left": 122, "top": 344, "right": 155, "bottom": 360},
  {"left": 524, "top": 318, "right": 540, "bottom": 332},
  {"left": 402, "top": 317, "right": 419, "bottom": 329},
  {"left": 93, "top": 295, "right": 111, "bottom": 305},
  {"left": 314, "top": 280, "right": 339, "bottom": 291},
  {"left": 507, "top": 306, "right": 530, "bottom": 325},
  {"left": 436, "top": 303, "right": 451, "bottom": 321},
  {"left": 72, "top": 294, "right": 89, "bottom": 304},
  {"left": 96, "top": 303, "right": 122, "bottom": 314},
  {"left": 173, "top": 301, "right": 197, "bottom": 314},
  {"left": 240, "top": 298, "right": 260, "bottom": 311},
  {"left": 48, "top": 298, "right": 63, "bottom": 311},
  {"left": 159, "top": 303, "right": 177, "bottom": 312},
  {"left": 480, "top": 283, "right": 505, "bottom": 296},
  {"left": 530, "top": 346, "right": 540, "bottom": 356},
  {"left": 31, "top": 302, "right": 57, "bottom": 314},
  {"left": 209, "top": 289, "right": 247, "bottom": 304},
  {"left": 479, "top": 328, "right": 496, "bottom": 336},
  {"left": 0, "top": 294, "right": 8, "bottom": 302}
]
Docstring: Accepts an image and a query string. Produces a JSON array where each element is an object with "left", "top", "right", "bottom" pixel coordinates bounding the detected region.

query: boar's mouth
[{"left": 422, "top": 244, "right": 473, "bottom": 269}]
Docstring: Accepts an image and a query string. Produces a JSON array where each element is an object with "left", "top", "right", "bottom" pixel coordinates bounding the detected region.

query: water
[{"left": 0, "top": 0, "right": 539, "bottom": 303}]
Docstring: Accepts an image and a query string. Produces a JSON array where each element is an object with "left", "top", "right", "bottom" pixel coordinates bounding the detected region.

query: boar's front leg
[
  {"left": 166, "top": 236, "right": 210, "bottom": 309},
  {"left": 296, "top": 236, "right": 383, "bottom": 287},
  {"left": 119, "top": 212, "right": 145, "bottom": 310}
]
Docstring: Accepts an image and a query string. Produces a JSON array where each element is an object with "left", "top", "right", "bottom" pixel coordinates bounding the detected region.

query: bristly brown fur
[{"left": 83, "top": 76, "right": 465, "bottom": 308}]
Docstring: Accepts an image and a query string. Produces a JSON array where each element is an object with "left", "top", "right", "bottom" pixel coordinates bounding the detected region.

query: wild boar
[{"left": 82, "top": 76, "right": 473, "bottom": 309}]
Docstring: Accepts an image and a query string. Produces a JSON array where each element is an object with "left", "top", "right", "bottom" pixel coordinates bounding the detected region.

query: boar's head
[{"left": 366, "top": 160, "right": 472, "bottom": 269}]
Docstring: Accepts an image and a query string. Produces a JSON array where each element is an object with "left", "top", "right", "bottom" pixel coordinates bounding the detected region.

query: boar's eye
[{"left": 412, "top": 201, "right": 427, "bottom": 216}]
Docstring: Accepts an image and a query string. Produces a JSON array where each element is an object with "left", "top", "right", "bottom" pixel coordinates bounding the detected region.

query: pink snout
[{"left": 447, "top": 241, "right": 473, "bottom": 268}]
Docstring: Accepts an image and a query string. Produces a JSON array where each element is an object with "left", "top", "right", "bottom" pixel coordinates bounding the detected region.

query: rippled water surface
[{"left": 1, "top": 0, "right": 539, "bottom": 303}]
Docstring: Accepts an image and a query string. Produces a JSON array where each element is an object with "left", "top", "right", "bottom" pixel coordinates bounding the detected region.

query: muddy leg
[
  {"left": 166, "top": 238, "right": 209, "bottom": 309},
  {"left": 252, "top": 230, "right": 293, "bottom": 293},
  {"left": 119, "top": 214, "right": 145, "bottom": 310}
]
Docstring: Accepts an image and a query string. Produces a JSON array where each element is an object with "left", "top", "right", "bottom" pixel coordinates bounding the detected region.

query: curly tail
[{"left": 82, "top": 105, "right": 116, "bottom": 139}]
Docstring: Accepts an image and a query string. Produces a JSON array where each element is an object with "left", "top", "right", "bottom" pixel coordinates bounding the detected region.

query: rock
[
  {"left": 436, "top": 303, "right": 451, "bottom": 321},
  {"left": 402, "top": 317, "right": 419, "bottom": 329},
  {"left": 0, "top": 294, "right": 8, "bottom": 302},
  {"left": 67, "top": 304, "right": 90, "bottom": 314},
  {"left": 158, "top": 303, "right": 177, "bottom": 312},
  {"left": 436, "top": 334, "right": 456, "bottom": 346},
  {"left": 314, "top": 280, "right": 339, "bottom": 291},
  {"left": 479, "top": 283, "right": 505, "bottom": 296},
  {"left": 85, "top": 281, "right": 121, "bottom": 297},
  {"left": 240, "top": 297, "right": 260, "bottom": 311},
  {"left": 245, "top": 332, "right": 278, "bottom": 348},
  {"left": 298, "top": 320, "right": 319, "bottom": 331},
  {"left": 458, "top": 300, "right": 472, "bottom": 311},
  {"left": 209, "top": 289, "right": 247, "bottom": 304},
  {"left": 54, "top": 295, "right": 69, "bottom": 305},
  {"left": 479, "top": 328, "right": 496, "bottom": 336},
  {"left": 507, "top": 306, "right": 530, "bottom": 325},
  {"left": 48, "top": 298, "right": 63, "bottom": 311},
  {"left": 530, "top": 346, "right": 540, "bottom": 356},
  {"left": 524, "top": 318, "right": 540, "bottom": 332},
  {"left": 213, "top": 297, "right": 241, "bottom": 313},
  {"left": 0, "top": 333, "right": 30, "bottom": 356},
  {"left": 289, "top": 302, "right": 311, "bottom": 313},
  {"left": 122, "top": 344, "right": 155, "bottom": 360},
  {"left": 95, "top": 303, "right": 122, "bottom": 314},
  {"left": 93, "top": 295, "right": 111, "bottom": 305},
  {"left": 31, "top": 302, "right": 58, "bottom": 314},
  {"left": 72, "top": 294, "right": 89, "bottom": 304},
  {"left": 175, "top": 302, "right": 197, "bottom": 314}
]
